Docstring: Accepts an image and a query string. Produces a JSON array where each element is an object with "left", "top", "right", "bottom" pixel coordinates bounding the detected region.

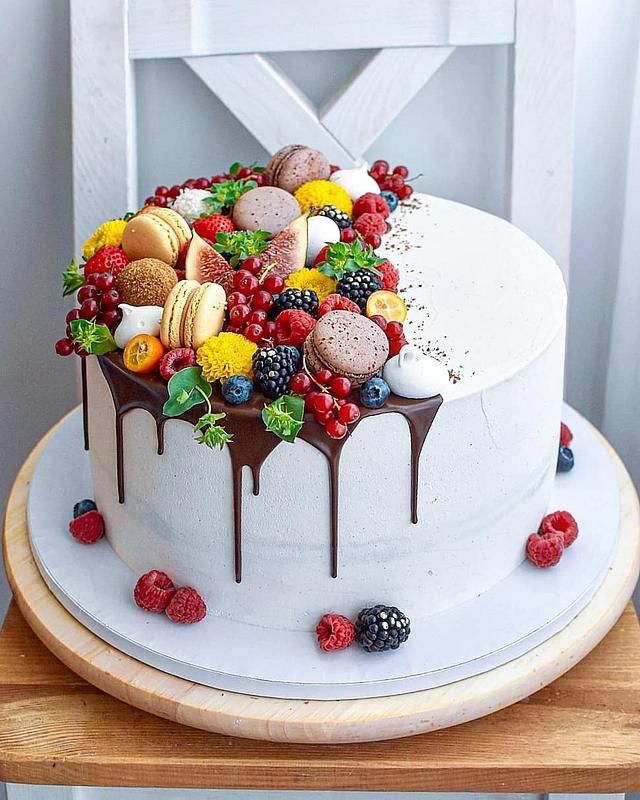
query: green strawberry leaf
[
  {"left": 69, "top": 319, "right": 117, "bottom": 355},
  {"left": 214, "top": 230, "right": 270, "bottom": 267},
  {"left": 194, "top": 412, "right": 233, "bottom": 449},
  {"left": 62, "top": 258, "right": 85, "bottom": 297},
  {"left": 228, "top": 162, "right": 242, "bottom": 176},
  {"left": 262, "top": 395, "right": 305, "bottom": 443},
  {"left": 162, "top": 367, "right": 212, "bottom": 418},
  {"left": 318, "top": 240, "right": 384, "bottom": 280},
  {"left": 203, "top": 179, "right": 257, "bottom": 214}
]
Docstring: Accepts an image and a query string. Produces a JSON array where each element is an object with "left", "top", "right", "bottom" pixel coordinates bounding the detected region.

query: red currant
[
  {"left": 55, "top": 337, "right": 74, "bottom": 356},
  {"left": 262, "top": 320, "right": 277, "bottom": 340},
  {"left": 364, "top": 232, "right": 382, "bottom": 249},
  {"left": 312, "top": 392, "right": 334, "bottom": 414},
  {"left": 100, "top": 288, "right": 121, "bottom": 310},
  {"left": 378, "top": 179, "right": 392, "bottom": 192},
  {"left": 237, "top": 166, "right": 252, "bottom": 179},
  {"left": 252, "top": 173, "right": 265, "bottom": 186},
  {"left": 244, "top": 323, "right": 264, "bottom": 343},
  {"left": 94, "top": 272, "right": 114, "bottom": 291},
  {"left": 305, "top": 390, "right": 321, "bottom": 410},
  {"left": 233, "top": 270, "right": 260, "bottom": 296},
  {"left": 372, "top": 160, "right": 389, "bottom": 174},
  {"left": 153, "top": 196, "right": 168, "bottom": 207},
  {"left": 210, "top": 175, "right": 226, "bottom": 184},
  {"left": 325, "top": 418, "right": 348, "bottom": 439},
  {"left": 262, "top": 273, "right": 285, "bottom": 294},
  {"left": 338, "top": 403, "right": 360, "bottom": 425},
  {"left": 251, "top": 290, "right": 273, "bottom": 311},
  {"left": 314, "top": 369, "right": 334, "bottom": 386},
  {"left": 385, "top": 321, "right": 404, "bottom": 340},
  {"left": 340, "top": 227, "right": 357, "bottom": 243},
  {"left": 397, "top": 184, "right": 413, "bottom": 200},
  {"left": 369, "top": 314, "right": 388, "bottom": 331},
  {"left": 390, "top": 174, "right": 405, "bottom": 191},
  {"left": 226, "top": 324, "right": 241, "bottom": 334},
  {"left": 393, "top": 165, "right": 409, "bottom": 178},
  {"left": 389, "top": 335, "right": 407, "bottom": 357},
  {"left": 99, "top": 309, "right": 122, "bottom": 329},
  {"left": 229, "top": 304, "right": 251, "bottom": 325},
  {"left": 289, "top": 372, "right": 312, "bottom": 395},
  {"left": 144, "top": 196, "right": 158, "bottom": 206},
  {"left": 227, "top": 291, "right": 248, "bottom": 308},
  {"left": 168, "top": 185, "right": 182, "bottom": 198},
  {"left": 66, "top": 308, "right": 81, "bottom": 324},
  {"left": 247, "top": 309, "right": 268, "bottom": 326},
  {"left": 80, "top": 299, "right": 99, "bottom": 320},
  {"left": 77, "top": 285, "right": 97, "bottom": 303},
  {"left": 155, "top": 185, "right": 169, "bottom": 196},
  {"left": 315, "top": 410, "right": 335, "bottom": 425},
  {"left": 243, "top": 256, "right": 263, "bottom": 276},
  {"left": 183, "top": 179, "right": 196, "bottom": 189},
  {"left": 329, "top": 376, "right": 352, "bottom": 398},
  {"left": 194, "top": 177, "right": 210, "bottom": 189}
]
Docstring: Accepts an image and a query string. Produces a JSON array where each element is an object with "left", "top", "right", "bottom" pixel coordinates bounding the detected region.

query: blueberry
[
  {"left": 73, "top": 499, "right": 97, "bottom": 518},
  {"left": 360, "top": 377, "right": 391, "bottom": 409},
  {"left": 557, "top": 445, "right": 574, "bottom": 473},
  {"left": 222, "top": 375, "right": 253, "bottom": 405},
  {"left": 381, "top": 191, "right": 399, "bottom": 213}
]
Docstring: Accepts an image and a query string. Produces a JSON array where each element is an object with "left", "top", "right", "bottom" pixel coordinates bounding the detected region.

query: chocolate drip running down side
[
  {"left": 92, "top": 354, "right": 442, "bottom": 582},
  {"left": 81, "top": 357, "right": 89, "bottom": 451}
]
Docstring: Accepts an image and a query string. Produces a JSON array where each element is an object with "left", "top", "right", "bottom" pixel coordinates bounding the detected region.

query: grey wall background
[{"left": 1, "top": 0, "right": 639, "bottom": 623}]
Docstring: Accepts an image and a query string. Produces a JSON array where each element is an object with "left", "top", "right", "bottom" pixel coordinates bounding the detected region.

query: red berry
[
  {"left": 55, "top": 337, "right": 74, "bottom": 356},
  {"left": 84, "top": 246, "right": 130, "bottom": 278},
  {"left": 312, "top": 392, "right": 334, "bottom": 414},
  {"left": 192, "top": 214, "right": 235, "bottom": 241},
  {"left": 289, "top": 372, "right": 312, "bottom": 395},
  {"left": 526, "top": 532, "right": 564, "bottom": 568},
  {"left": 369, "top": 314, "right": 388, "bottom": 330},
  {"left": 354, "top": 212, "right": 386, "bottom": 238},
  {"left": 226, "top": 324, "right": 241, "bottom": 334},
  {"left": 100, "top": 288, "right": 121, "bottom": 310},
  {"left": 275, "top": 309, "right": 316, "bottom": 348},
  {"left": 318, "top": 293, "right": 361, "bottom": 317},
  {"left": 243, "top": 255, "right": 263, "bottom": 276},
  {"left": 539, "top": 510, "right": 579, "bottom": 548},
  {"left": 560, "top": 422, "right": 573, "bottom": 447},
  {"left": 183, "top": 179, "right": 196, "bottom": 189},
  {"left": 233, "top": 270, "right": 259, "bottom": 295},
  {"left": 68, "top": 509, "right": 104, "bottom": 544},
  {"left": 393, "top": 165, "right": 409, "bottom": 178},
  {"left": 247, "top": 309, "right": 268, "bottom": 326},
  {"left": 144, "top": 196, "right": 158, "bottom": 206},
  {"left": 325, "top": 418, "right": 348, "bottom": 439},
  {"left": 337, "top": 402, "right": 360, "bottom": 424},
  {"left": 159, "top": 347, "right": 197, "bottom": 381},
  {"left": 314, "top": 369, "right": 334, "bottom": 386},
  {"left": 194, "top": 177, "right": 210, "bottom": 189},
  {"left": 312, "top": 245, "right": 331, "bottom": 267},
  {"left": 372, "top": 159, "right": 389, "bottom": 173},
  {"left": 262, "top": 273, "right": 285, "bottom": 294},
  {"left": 329, "top": 376, "right": 352, "bottom": 398},
  {"left": 262, "top": 320, "right": 277, "bottom": 341},
  {"left": 315, "top": 409, "right": 335, "bottom": 425},
  {"left": 252, "top": 173, "right": 265, "bottom": 186},
  {"left": 77, "top": 286, "right": 97, "bottom": 303},
  {"left": 100, "top": 308, "right": 122, "bottom": 329},
  {"left": 378, "top": 179, "right": 392, "bottom": 192},
  {"left": 329, "top": 164, "right": 340, "bottom": 174},
  {"left": 316, "top": 613, "right": 356, "bottom": 652},
  {"left": 66, "top": 308, "right": 81, "bottom": 324},
  {"left": 388, "top": 335, "right": 407, "bottom": 357},
  {"left": 397, "top": 184, "right": 413, "bottom": 200},
  {"left": 229, "top": 304, "right": 251, "bottom": 325},
  {"left": 252, "top": 290, "right": 273, "bottom": 311},
  {"left": 156, "top": 185, "right": 169, "bottom": 196},
  {"left": 353, "top": 192, "right": 390, "bottom": 219},
  {"left": 134, "top": 569, "right": 176, "bottom": 612},
  {"left": 390, "top": 174, "right": 405, "bottom": 191},
  {"left": 167, "top": 184, "right": 182, "bottom": 198},
  {"left": 165, "top": 587, "right": 207, "bottom": 624},
  {"left": 244, "top": 323, "right": 264, "bottom": 343},
  {"left": 80, "top": 299, "right": 99, "bottom": 320},
  {"left": 385, "top": 321, "right": 404, "bottom": 340},
  {"left": 340, "top": 227, "right": 357, "bottom": 243},
  {"left": 227, "top": 291, "right": 248, "bottom": 308},
  {"left": 364, "top": 232, "right": 382, "bottom": 249},
  {"left": 236, "top": 166, "right": 252, "bottom": 179},
  {"left": 378, "top": 260, "right": 400, "bottom": 291},
  {"left": 305, "top": 390, "right": 321, "bottom": 409},
  {"left": 94, "top": 272, "right": 114, "bottom": 291}
]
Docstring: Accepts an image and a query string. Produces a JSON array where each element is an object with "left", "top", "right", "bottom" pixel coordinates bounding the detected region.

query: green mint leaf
[
  {"left": 69, "top": 319, "right": 117, "bottom": 355},
  {"left": 163, "top": 367, "right": 212, "bottom": 418},
  {"left": 62, "top": 258, "right": 85, "bottom": 297},
  {"left": 262, "top": 395, "right": 305, "bottom": 443},
  {"left": 228, "top": 162, "right": 242, "bottom": 176}
]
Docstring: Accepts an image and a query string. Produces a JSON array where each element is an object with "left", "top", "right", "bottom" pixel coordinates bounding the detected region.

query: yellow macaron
[
  {"left": 161, "top": 280, "right": 226, "bottom": 351},
  {"left": 122, "top": 207, "right": 192, "bottom": 267}
]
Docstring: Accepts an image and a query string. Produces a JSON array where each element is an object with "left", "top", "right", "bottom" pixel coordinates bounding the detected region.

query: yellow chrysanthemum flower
[
  {"left": 197, "top": 332, "right": 257, "bottom": 383},
  {"left": 285, "top": 268, "right": 336, "bottom": 301},
  {"left": 294, "top": 180, "right": 353, "bottom": 216},
  {"left": 82, "top": 219, "right": 128, "bottom": 260}
]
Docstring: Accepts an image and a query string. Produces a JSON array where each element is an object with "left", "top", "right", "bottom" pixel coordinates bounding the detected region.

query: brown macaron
[
  {"left": 161, "top": 280, "right": 226, "bottom": 350},
  {"left": 122, "top": 207, "right": 192, "bottom": 267},
  {"left": 116, "top": 258, "right": 178, "bottom": 307},
  {"left": 232, "top": 186, "right": 301, "bottom": 235},
  {"left": 305, "top": 311, "right": 389, "bottom": 386},
  {"left": 265, "top": 145, "right": 330, "bottom": 193}
]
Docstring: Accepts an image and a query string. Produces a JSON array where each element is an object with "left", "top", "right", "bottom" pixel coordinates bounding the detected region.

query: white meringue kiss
[
  {"left": 114, "top": 304, "right": 163, "bottom": 349},
  {"left": 306, "top": 215, "right": 340, "bottom": 266},
  {"left": 383, "top": 345, "right": 449, "bottom": 399},
  {"left": 330, "top": 163, "right": 381, "bottom": 201}
]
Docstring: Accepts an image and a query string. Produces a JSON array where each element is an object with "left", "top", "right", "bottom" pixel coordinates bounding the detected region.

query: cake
[{"left": 56, "top": 148, "right": 567, "bottom": 653}]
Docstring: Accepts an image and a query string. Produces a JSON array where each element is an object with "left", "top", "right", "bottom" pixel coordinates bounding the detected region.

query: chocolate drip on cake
[
  {"left": 81, "top": 357, "right": 90, "bottom": 451},
  {"left": 96, "top": 353, "right": 442, "bottom": 582}
]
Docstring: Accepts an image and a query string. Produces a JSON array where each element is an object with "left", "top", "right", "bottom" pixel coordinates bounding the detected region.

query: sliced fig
[
  {"left": 260, "top": 215, "right": 308, "bottom": 279},
  {"left": 185, "top": 231, "right": 234, "bottom": 294}
]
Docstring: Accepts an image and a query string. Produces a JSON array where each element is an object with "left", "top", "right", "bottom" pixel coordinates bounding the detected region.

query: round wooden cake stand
[{"left": 4, "top": 408, "right": 640, "bottom": 744}]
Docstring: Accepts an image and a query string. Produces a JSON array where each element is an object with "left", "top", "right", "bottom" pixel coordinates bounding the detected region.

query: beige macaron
[
  {"left": 122, "top": 207, "right": 192, "bottom": 267},
  {"left": 161, "top": 280, "right": 226, "bottom": 350}
]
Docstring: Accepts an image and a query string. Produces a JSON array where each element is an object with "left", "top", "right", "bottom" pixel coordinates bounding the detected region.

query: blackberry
[
  {"left": 355, "top": 605, "right": 411, "bottom": 652},
  {"left": 336, "top": 269, "right": 382, "bottom": 311},
  {"left": 317, "top": 205, "right": 352, "bottom": 229},
  {"left": 274, "top": 288, "right": 318, "bottom": 316},
  {"left": 253, "top": 345, "right": 300, "bottom": 399}
]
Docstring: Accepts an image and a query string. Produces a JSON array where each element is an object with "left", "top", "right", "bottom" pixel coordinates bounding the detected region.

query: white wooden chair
[{"left": 70, "top": 0, "right": 575, "bottom": 279}]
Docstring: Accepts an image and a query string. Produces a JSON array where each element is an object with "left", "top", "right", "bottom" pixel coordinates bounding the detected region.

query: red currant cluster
[
  {"left": 144, "top": 165, "right": 266, "bottom": 208},
  {"left": 369, "top": 315, "right": 408, "bottom": 357},
  {"left": 226, "top": 256, "right": 284, "bottom": 345},
  {"left": 369, "top": 160, "right": 414, "bottom": 201},
  {"left": 55, "top": 273, "right": 123, "bottom": 356},
  {"left": 289, "top": 370, "right": 360, "bottom": 440}
]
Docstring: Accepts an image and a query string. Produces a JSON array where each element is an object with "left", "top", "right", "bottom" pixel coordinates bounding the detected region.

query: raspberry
[
  {"left": 275, "top": 309, "right": 316, "bottom": 348},
  {"left": 353, "top": 192, "right": 390, "bottom": 219},
  {"left": 539, "top": 510, "right": 579, "bottom": 547},
  {"left": 526, "top": 532, "right": 564, "bottom": 568},
  {"left": 159, "top": 348, "right": 196, "bottom": 381},
  {"left": 134, "top": 570, "right": 176, "bottom": 612},
  {"left": 84, "top": 246, "right": 130, "bottom": 278},
  {"left": 377, "top": 260, "right": 399, "bottom": 291},
  {"left": 165, "top": 587, "right": 207, "bottom": 623},
  {"left": 560, "top": 422, "right": 573, "bottom": 447},
  {"left": 318, "top": 293, "right": 361, "bottom": 317},
  {"left": 353, "top": 212, "right": 387, "bottom": 238},
  {"left": 193, "top": 214, "right": 236, "bottom": 240},
  {"left": 316, "top": 613, "right": 356, "bottom": 652},
  {"left": 68, "top": 509, "right": 104, "bottom": 544}
]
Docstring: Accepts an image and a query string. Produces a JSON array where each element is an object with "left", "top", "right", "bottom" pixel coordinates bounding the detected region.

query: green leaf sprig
[
  {"left": 317, "top": 240, "right": 385, "bottom": 281},
  {"left": 215, "top": 230, "right": 270, "bottom": 267},
  {"left": 228, "top": 161, "right": 265, "bottom": 176},
  {"left": 262, "top": 395, "right": 305, "bottom": 443},
  {"left": 162, "top": 367, "right": 232, "bottom": 450},
  {"left": 203, "top": 178, "right": 257, "bottom": 214},
  {"left": 69, "top": 319, "right": 117, "bottom": 355},
  {"left": 62, "top": 259, "right": 85, "bottom": 297},
  {"left": 194, "top": 413, "right": 233, "bottom": 450}
]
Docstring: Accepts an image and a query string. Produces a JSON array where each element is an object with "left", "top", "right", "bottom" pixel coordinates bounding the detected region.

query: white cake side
[{"left": 87, "top": 194, "right": 567, "bottom": 631}]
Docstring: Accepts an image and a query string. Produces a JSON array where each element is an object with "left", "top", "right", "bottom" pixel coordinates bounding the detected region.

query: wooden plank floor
[{"left": 1, "top": 601, "right": 640, "bottom": 792}]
